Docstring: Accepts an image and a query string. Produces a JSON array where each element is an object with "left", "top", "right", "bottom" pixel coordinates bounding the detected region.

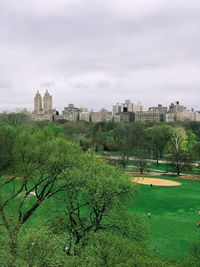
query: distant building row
[{"left": 32, "top": 91, "right": 200, "bottom": 123}]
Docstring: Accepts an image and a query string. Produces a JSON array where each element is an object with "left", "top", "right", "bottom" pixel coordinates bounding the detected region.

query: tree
[
  {"left": 144, "top": 125, "right": 171, "bottom": 165},
  {"left": 49, "top": 155, "right": 137, "bottom": 256},
  {"left": 185, "top": 130, "right": 197, "bottom": 153},
  {"left": 0, "top": 126, "right": 140, "bottom": 265},
  {"left": 109, "top": 123, "right": 128, "bottom": 151},
  {"left": 0, "top": 126, "right": 16, "bottom": 171},
  {"left": 126, "top": 122, "right": 148, "bottom": 152},
  {"left": 167, "top": 127, "right": 193, "bottom": 175},
  {"left": 119, "top": 154, "right": 129, "bottom": 170},
  {"left": 0, "top": 113, "right": 32, "bottom": 126},
  {"left": 169, "top": 127, "right": 187, "bottom": 153},
  {"left": 133, "top": 149, "right": 149, "bottom": 174},
  {"left": 19, "top": 228, "right": 65, "bottom": 267},
  {"left": 70, "top": 231, "right": 178, "bottom": 267},
  {"left": 193, "top": 143, "right": 200, "bottom": 161},
  {"left": 193, "top": 142, "right": 200, "bottom": 175},
  {"left": 168, "top": 151, "right": 193, "bottom": 176},
  {"left": 0, "top": 126, "right": 82, "bottom": 264}
]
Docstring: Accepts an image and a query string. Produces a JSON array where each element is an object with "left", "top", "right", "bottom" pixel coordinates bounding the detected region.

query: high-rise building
[
  {"left": 43, "top": 90, "right": 53, "bottom": 114},
  {"left": 113, "top": 103, "right": 121, "bottom": 115},
  {"left": 114, "top": 100, "right": 142, "bottom": 114},
  {"left": 121, "top": 100, "right": 133, "bottom": 112},
  {"left": 33, "top": 90, "right": 53, "bottom": 121},
  {"left": 34, "top": 90, "right": 42, "bottom": 114}
]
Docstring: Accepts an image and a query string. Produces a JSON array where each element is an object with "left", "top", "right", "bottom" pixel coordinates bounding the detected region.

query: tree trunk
[
  {"left": 9, "top": 229, "right": 20, "bottom": 267},
  {"left": 177, "top": 164, "right": 180, "bottom": 176},
  {"left": 156, "top": 157, "right": 159, "bottom": 166}
]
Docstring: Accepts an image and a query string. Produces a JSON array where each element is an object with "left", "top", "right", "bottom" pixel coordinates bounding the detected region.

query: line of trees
[{"left": 61, "top": 121, "right": 199, "bottom": 176}]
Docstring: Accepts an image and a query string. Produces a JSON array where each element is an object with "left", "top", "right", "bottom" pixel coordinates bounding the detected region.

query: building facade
[
  {"left": 120, "top": 111, "right": 135, "bottom": 123},
  {"left": 79, "top": 108, "right": 91, "bottom": 122},
  {"left": 135, "top": 111, "right": 165, "bottom": 123},
  {"left": 33, "top": 90, "right": 53, "bottom": 121},
  {"left": 62, "top": 104, "right": 80, "bottom": 122}
]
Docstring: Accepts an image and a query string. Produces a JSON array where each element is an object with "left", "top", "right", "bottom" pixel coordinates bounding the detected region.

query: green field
[
  {"left": 2, "top": 173, "right": 200, "bottom": 261},
  {"left": 129, "top": 175, "right": 200, "bottom": 259}
]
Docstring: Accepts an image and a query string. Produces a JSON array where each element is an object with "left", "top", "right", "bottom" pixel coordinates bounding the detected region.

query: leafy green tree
[
  {"left": 109, "top": 123, "right": 128, "bottom": 151},
  {"left": 79, "top": 136, "right": 92, "bottom": 151},
  {"left": 167, "top": 151, "right": 193, "bottom": 176},
  {"left": 70, "top": 232, "right": 178, "bottom": 267},
  {"left": 0, "top": 126, "right": 142, "bottom": 265},
  {"left": 64, "top": 121, "right": 90, "bottom": 140},
  {"left": 119, "top": 154, "right": 129, "bottom": 170},
  {"left": 133, "top": 149, "right": 149, "bottom": 174},
  {"left": 144, "top": 125, "right": 171, "bottom": 165},
  {"left": 194, "top": 143, "right": 200, "bottom": 161},
  {"left": 0, "top": 226, "right": 14, "bottom": 267},
  {"left": 49, "top": 155, "right": 138, "bottom": 256},
  {"left": 193, "top": 142, "right": 200, "bottom": 174},
  {"left": 0, "top": 127, "right": 82, "bottom": 263},
  {"left": 0, "top": 126, "right": 17, "bottom": 171},
  {"left": 127, "top": 122, "right": 149, "bottom": 152},
  {"left": 167, "top": 127, "right": 193, "bottom": 175},
  {"left": 186, "top": 130, "right": 197, "bottom": 153},
  {"left": 19, "top": 228, "right": 65, "bottom": 267},
  {"left": 185, "top": 121, "right": 200, "bottom": 140},
  {"left": 0, "top": 113, "right": 32, "bottom": 126},
  {"left": 169, "top": 127, "right": 187, "bottom": 153},
  {"left": 44, "top": 124, "right": 64, "bottom": 136}
]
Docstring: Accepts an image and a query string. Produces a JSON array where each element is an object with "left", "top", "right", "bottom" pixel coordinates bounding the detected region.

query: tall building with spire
[
  {"left": 43, "top": 90, "right": 53, "bottom": 114},
  {"left": 34, "top": 90, "right": 42, "bottom": 114},
  {"left": 33, "top": 90, "right": 53, "bottom": 121}
]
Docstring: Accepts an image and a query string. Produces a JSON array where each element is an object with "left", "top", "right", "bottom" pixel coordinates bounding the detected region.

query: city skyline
[
  {"left": 32, "top": 90, "right": 200, "bottom": 123},
  {"left": 1, "top": 90, "right": 200, "bottom": 114},
  {"left": 0, "top": 0, "right": 200, "bottom": 112}
]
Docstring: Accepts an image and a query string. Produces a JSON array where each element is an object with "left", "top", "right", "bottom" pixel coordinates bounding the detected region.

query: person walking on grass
[{"left": 148, "top": 212, "right": 151, "bottom": 219}]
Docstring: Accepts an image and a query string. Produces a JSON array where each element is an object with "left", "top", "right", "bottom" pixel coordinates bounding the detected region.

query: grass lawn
[
  {"left": 129, "top": 175, "right": 200, "bottom": 259},
  {"left": 1, "top": 173, "right": 200, "bottom": 260}
]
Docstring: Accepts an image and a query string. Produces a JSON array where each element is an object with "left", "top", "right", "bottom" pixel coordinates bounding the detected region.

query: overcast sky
[{"left": 0, "top": 0, "right": 200, "bottom": 112}]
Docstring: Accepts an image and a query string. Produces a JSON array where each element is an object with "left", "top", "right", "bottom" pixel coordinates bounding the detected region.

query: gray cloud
[{"left": 0, "top": 0, "right": 199, "bottom": 112}]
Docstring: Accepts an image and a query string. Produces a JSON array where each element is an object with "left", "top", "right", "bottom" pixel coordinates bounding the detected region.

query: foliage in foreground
[
  {"left": 0, "top": 124, "right": 199, "bottom": 266},
  {"left": 0, "top": 125, "right": 143, "bottom": 265}
]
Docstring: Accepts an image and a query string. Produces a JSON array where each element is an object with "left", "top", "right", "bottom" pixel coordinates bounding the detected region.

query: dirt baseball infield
[{"left": 132, "top": 177, "right": 181, "bottom": 186}]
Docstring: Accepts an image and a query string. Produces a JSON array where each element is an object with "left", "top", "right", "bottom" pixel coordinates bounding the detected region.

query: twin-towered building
[
  {"left": 32, "top": 91, "right": 200, "bottom": 123},
  {"left": 33, "top": 90, "right": 53, "bottom": 121}
]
